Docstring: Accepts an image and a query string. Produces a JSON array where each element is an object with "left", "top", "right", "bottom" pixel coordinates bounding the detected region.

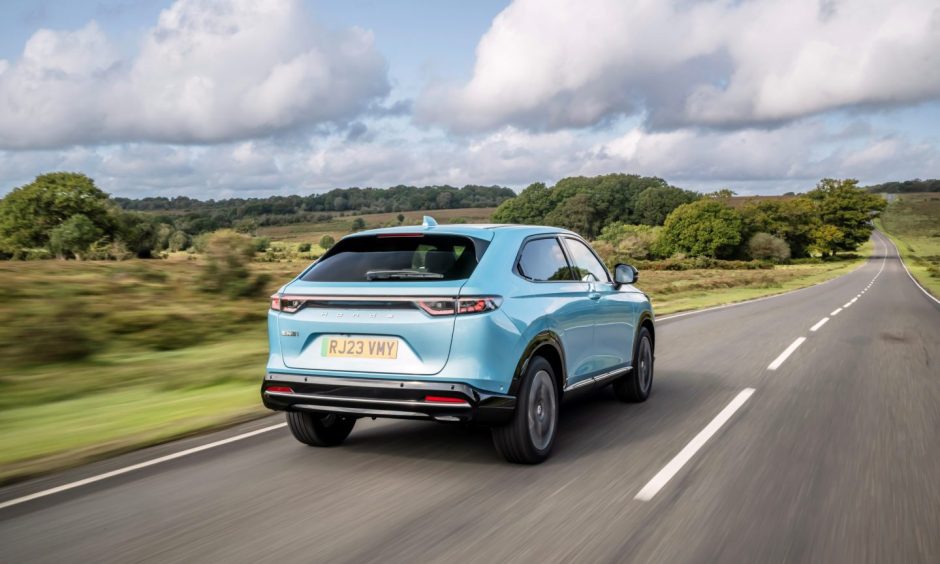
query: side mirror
[{"left": 614, "top": 263, "right": 638, "bottom": 286}]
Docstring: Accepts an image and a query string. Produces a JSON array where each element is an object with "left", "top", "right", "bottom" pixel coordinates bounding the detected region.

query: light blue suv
[{"left": 263, "top": 218, "right": 655, "bottom": 463}]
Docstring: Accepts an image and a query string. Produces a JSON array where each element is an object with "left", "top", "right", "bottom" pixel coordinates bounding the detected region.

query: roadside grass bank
[
  {"left": 638, "top": 242, "right": 871, "bottom": 315},
  {"left": 875, "top": 193, "right": 940, "bottom": 299},
  {"left": 0, "top": 238, "right": 871, "bottom": 484}
]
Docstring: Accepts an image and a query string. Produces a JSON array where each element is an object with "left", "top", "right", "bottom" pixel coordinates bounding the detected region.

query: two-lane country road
[{"left": 2, "top": 231, "right": 938, "bottom": 563}]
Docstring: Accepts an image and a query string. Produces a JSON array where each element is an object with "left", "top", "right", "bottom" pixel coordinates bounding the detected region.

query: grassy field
[
  {"left": 0, "top": 212, "right": 872, "bottom": 483},
  {"left": 257, "top": 207, "right": 498, "bottom": 243},
  {"left": 876, "top": 193, "right": 940, "bottom": 298}
]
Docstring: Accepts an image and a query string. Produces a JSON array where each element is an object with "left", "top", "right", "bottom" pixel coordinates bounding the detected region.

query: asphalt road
[{"left": 2, "top": 231, "right": 938, "bottom": 563}]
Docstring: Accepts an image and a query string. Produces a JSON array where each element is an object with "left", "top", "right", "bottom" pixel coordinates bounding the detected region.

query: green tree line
[{"left": 864, "top": 179, "right": 940, "bottom": 193}]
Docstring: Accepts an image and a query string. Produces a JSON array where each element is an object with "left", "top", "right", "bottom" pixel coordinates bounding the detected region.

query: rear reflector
[
  {"left": 266, "top": 386, "right": 294, "bottom": 394},
  {"left": 424, "top": 395, "right": 466, "bottom": 404}
]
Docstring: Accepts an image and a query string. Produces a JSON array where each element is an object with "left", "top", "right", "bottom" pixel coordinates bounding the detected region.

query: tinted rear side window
[
  {"left": 564, "top": 238, "right": 610, "bottom": 282},
  {"left": 517, "top": 238, "right": 574, "bottom": 281},
  {"left": 302, "top": 235, "right": 483, "bottom": 282}
]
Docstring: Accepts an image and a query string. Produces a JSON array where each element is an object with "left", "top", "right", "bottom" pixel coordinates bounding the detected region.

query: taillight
[
  {"left": 424, "top": 395, "right": 467, "bottom": 404},
  {"left": 266, "top": 386, "right": 294, "bottom": 394},
  {"left": 270, "top": 294, "right": 305, "bottom": 313},
  {"left": 416, "top": 297, "right": 501, "bottom": 316}
]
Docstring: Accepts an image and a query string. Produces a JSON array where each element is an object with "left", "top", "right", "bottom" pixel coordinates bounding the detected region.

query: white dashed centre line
[
  {"left": 635, "top": 388, "right": 756, "bottom": 502},
  {"left": 768, "top": 337, "right": 807, "bottom": 371},
  {"left": 810, "top": 317, "right": 829, "bottom": 332},
  {"left": 843, "top": 301, "right": 853, "bottom": 308},
  {"left": 831, "top": 307, "right": 843, "bottom": 316}
]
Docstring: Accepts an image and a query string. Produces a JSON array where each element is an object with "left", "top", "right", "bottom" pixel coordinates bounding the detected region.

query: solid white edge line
[
  {"left": 880, "top": 230, "right": 940, "bottom": 305},
  {"left": 810, "top": 317, "right": 829, "bottom": 332},
  {"left": 767, "top": 337, "right": 807, "bottom": 371},
  {"left": 830, "top": 308, "right": 842, "bottom": 316},
  {"left": 0, "top": 423, "right": 288, "bottom": 511},
  {"left": 635, "top": 388, "right": 755, "bottom": 502}
]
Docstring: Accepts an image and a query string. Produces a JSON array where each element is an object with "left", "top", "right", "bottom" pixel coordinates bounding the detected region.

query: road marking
[
  {"left": 881, "top": 231, "right": 940, "bottom": 305},
  {"left": 768, "top": 337, "right": 807, "bottom": 371},
  {"left": 831, "top": 307, "right": 842, "bottom": 316},
  {"left": 810, "top": 317, "right": 829, "bottom": 332},
  {"left": 844, "top": 302, "right": 852, "bottom": 308},
  {"left": 635, "top": 388, "right": 755, "bottom": 502},
  {"left": 0, "top": 423, "right": 288, "bottom": 511}
]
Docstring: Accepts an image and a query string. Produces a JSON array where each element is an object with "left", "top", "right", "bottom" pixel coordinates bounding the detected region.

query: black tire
[
  {"left": 286, "top": 411, "right": 356, "bottom": 447},
  {"left": 614, "top": 327, "right": 653, "bottom": 403},
  {"left": 493, "top": 356, "right": 558, "bottom": 464}
]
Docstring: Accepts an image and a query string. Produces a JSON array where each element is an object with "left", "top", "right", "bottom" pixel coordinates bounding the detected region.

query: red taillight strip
[
  {"left": 424, "top": 395, "right": 468, "bottom": 404},
  {"left": 266, "top": 386, "right": 294, "bottom": 394}
]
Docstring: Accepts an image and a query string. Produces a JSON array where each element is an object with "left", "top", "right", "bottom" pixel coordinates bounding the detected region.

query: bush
[
  {"left": 48, "top": 214, "right": 104, "bottom": 260},
  {"left": 660, "top": 200, "right": 744, "bottom": 259},
  {"left": 0, "top": 301, "right": 98, "bottom": 363},
  {"left": 319, "top": 235, "right": 335, "bottom": 249},
  {"left": 297, "top": 242, "right": 311, "bottom": 252},
  {"left": 351, "top": 218, "right": 366, "bottom": 231},
  {"left": 596, "top": 223, "right": 662, "bottom": 260},
  {"left": 748, "top": 232, "right": 791, "bottom": 261},
  {"left": 199, "top": 230, "right": 269, "bottom": 297},
  {"left": 252, "top": 237, "right": 271, "bottom": 252}
]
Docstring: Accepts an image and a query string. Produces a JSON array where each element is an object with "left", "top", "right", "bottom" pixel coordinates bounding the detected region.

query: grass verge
[{"left": 875, "top": 193, "right": 940, "bottom": 299}]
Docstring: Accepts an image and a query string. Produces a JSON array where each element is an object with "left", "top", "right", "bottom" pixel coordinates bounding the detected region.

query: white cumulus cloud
[
  {"left": 418, "top": 0, "right": 940, "bottom": 131},
  {"left": 0, "top": 0, "right": 390, "bottom": 149}
]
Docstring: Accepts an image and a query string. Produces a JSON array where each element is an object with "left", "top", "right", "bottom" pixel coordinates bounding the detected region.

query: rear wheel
[
  {"left": 493, "top": 356, "right": 558, "bottom": 464},
  {"left": 286, "top": 411, "right": 356, "bottom": 447},
  {"left": 614, "top": 327, "right": 653, "bottom": 403}
]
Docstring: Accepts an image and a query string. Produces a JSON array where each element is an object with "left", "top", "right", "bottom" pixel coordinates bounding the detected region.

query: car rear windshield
[{"left": 302, "top": 234, "right": 487, "bottom": 282}]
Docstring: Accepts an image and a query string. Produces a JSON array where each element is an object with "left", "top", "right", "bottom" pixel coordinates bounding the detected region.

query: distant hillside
[
  {"left": 864, "top": 179, "right": 940, "bottom": 193},
  {"left": 113, "top": 184, "right": 516, "bottom": 231}
]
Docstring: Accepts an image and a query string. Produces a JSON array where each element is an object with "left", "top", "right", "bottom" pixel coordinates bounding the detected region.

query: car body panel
[{"left": 265, "top": 223, "right": 654, "bottom": 406}]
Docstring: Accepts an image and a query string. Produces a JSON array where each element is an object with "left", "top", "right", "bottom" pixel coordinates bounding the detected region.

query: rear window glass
[
  {"left": 302, "top": 234, "right": 484, "bottom": 282},
  {"left": 517, "top": 237, "right": 574, "bottom": 281}
]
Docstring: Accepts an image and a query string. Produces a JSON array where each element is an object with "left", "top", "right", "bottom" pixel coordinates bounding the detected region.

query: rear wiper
[{"left": 365, "top": 270, "right": 444, "bottom": 280}]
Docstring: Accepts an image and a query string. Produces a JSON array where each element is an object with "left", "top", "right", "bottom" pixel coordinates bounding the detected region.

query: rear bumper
[{"left": 261, "top": 373, "right": 516, "bottom": 425}]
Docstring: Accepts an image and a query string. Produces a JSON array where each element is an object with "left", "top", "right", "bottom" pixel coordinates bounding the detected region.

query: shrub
[
  {"left": 297, "top": 242, "right": 311, "bottom": 253},
  {"left": 252, "top": 237, "right": 271, "bottom": 252},
  {"left": 748, "top": 232, "right": 791, "bottom": 261},
  {"left": 660, "top": 200, "right": 744, "bottom": 259},
  {"left": 351, "top": 218, "right": 366, "bottom": 231},
  {"left": 319, "top": 235, "right": 335, "bottom": 249},
  {"left": 199, "top": 230, "right": 269, "bottom": 297}
]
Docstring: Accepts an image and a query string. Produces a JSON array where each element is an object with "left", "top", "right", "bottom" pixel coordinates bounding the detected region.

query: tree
[
  {"left": 48, "top": 214, "right": 103, "bottom": 260},
  {"left": 807, "top": 178, "right": 886, "bottom": 252},
  {"left": 114, "top": 211, "right": 161, "bottom": 258},
  {"left": 748, "top": 232, "right": 791, "bottom": 261},
  {"left": 741, "top": 197, "right": 818, "bottom": 258},
  {"left": 660, "top": 200, "right": 744, "bottom": 258},
  {"left": 544, "top": 192, "right": 601, "bottom": 237},
  {"left": 811, "top": 224, "right": 845, "bottom": 256},
  {"left": 0, "top": 172, "right": 114, "bottom": 254},
  {"left": 633, "top": 186, "right": 701, "bottom": 225},
  {"left": 492, "top": 182, "right": 555, "bottom": 224},
  {"left": 319, "top": 235, "right": 335, "bottom": 249}
]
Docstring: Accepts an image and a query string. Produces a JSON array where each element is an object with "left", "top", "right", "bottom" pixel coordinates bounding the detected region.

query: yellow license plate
[{"left": 322, "top": 337, "right": 399, "bottom": 359}]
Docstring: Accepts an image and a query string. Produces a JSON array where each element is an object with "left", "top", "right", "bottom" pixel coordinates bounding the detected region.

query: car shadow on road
[{"left": 308, "top": 373, "right": 735, "bottom": 467}]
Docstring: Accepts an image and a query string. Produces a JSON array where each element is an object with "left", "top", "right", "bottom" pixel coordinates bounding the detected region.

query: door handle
[{"left": 588, "top": 292, "right": 601, "bottom": 301}]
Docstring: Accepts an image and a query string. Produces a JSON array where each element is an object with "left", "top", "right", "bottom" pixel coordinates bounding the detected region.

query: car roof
[{"left": 347, "top": 222, "right": 576, "bottom": 241}]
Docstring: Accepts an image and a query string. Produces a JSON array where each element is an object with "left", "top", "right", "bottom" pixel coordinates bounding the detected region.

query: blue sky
[{"left": 0, "top": 0, "right": 938, "bottom": 198}]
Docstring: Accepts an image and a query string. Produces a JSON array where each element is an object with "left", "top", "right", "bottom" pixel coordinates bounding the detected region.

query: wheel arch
[{"left": 509, "top": 331, "right": 567, "bottom": 398}]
